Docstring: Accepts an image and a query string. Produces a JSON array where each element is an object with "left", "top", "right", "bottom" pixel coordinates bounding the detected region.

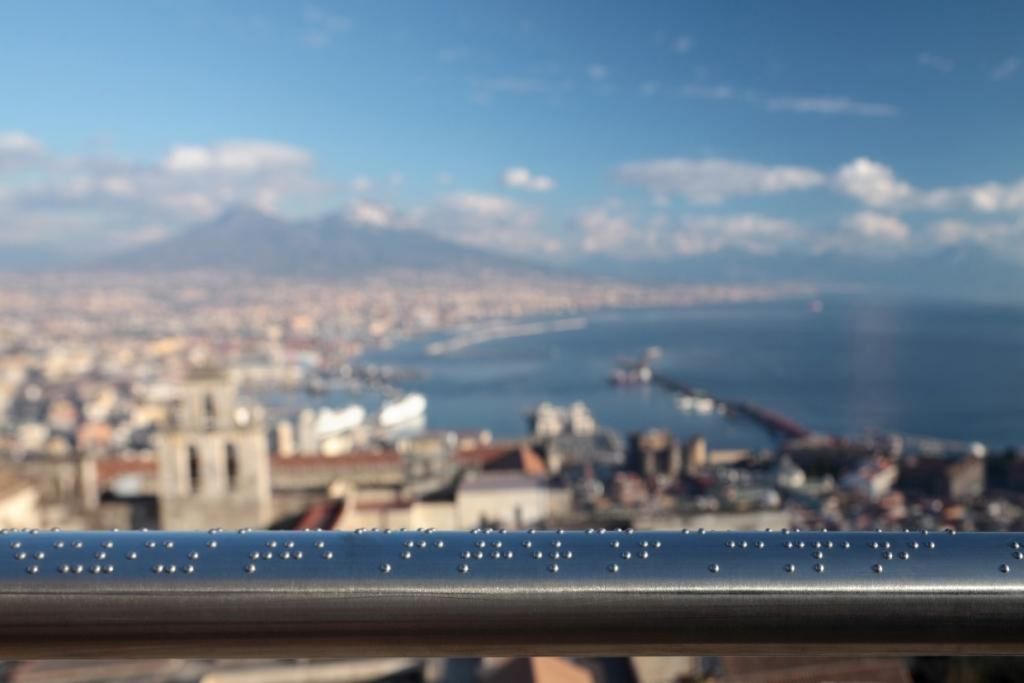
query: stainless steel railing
[{"left": 2, "top": 527, "right": 1023, "bottom": 658}]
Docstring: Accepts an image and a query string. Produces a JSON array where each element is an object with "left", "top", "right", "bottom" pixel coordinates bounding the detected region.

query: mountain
[
  {"left": 93, "top": 208, "right": 546, "bottom": 279},
  {"left": 567, "top": 245, "right": 1024, "bottom": 303}
]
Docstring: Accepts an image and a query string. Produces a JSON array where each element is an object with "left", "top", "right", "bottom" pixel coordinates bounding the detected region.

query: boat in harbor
[
  {"left": 313, "top": 404, "right": 367, "bottom": 439},
  {"left": 378, "top": 392, "right": 428, "bottom": 428}
]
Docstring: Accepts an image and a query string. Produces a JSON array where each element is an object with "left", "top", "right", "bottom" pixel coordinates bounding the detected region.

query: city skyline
[{"left": 2, "top": 1, "right": 1024, "bottom": 267}]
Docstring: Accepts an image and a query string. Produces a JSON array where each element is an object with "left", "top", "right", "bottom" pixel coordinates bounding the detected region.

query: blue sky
[{"left": 1, "top": 1, "right": 1023, "bottom": 260}]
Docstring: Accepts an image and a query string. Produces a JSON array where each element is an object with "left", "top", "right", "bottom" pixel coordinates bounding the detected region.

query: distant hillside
[
  {"left": 0, "top": 245, "right": 73, "bottom": 272},
  {"left": 567, "top": 245, "right": 1024, "bottom": 303},
  {"left": 93, "top": 208, "right": 547, "bottom": 279}
]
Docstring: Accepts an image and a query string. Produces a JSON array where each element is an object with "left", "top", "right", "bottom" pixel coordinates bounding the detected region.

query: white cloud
[
  {"left": 163, "top": 141, "right": 311, "bottom": 174},
  {"left": 843, "top": 211, "right": 910, "bottom": 243},
  {"left": 573, "top": 204, "right": 636, "bottom": 253},
  {"left": 423, "top": 192, "right": 559, "bottom": 255},
  {"left": 834, "top": 158, "right": 914, "bottom": 208},
  {"left": 302, "top": 6, "right": 351, "bottom": 47},
  {"left": 918, "top": 52, "right": 954, "bottom": 73},
  {"left": 503, "top": 166, "right": 556, "bottom": 192},
  {"left": 0, "top": 131, "right": 45, "bottom": 172},
  {"left": 0, "top": 131, "right": 42, "bottom": 154},
  {"left": 586, "top": 64, "right": 608, "bottom": 81},
  {"left": 672, "top": 36, "right": 693, "bottom": 53},
  {"left": 765, "top": 96, "right": 899, "bottom": 117},
  {"left": 929, "top": 218, "right": 1024, "bottom": 258},
  {"left": 992, "top": 57, "right": 1021, "bottom": 81},
  {"left": 618, "top": 158, "right": 825, "bottom": 205},
  {"left": 680, "top": 85, "right": 900, "bottom": 118},
  {"left": 671, "top": 214, "right": 800, "bottom": 255},
  {"left": 350, "top": 175, "right": 373, "bottom": 193},
  {"left": 346, "top": 200, "right": 396, "bottom": 228},
  {"left": 0, "top": 135, "right": 327, "bottom": 249}
]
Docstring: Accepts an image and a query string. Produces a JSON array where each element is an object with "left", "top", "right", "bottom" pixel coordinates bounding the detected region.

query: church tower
[{"left": 156, "top": 367, "right": 272, "bottom": 530}]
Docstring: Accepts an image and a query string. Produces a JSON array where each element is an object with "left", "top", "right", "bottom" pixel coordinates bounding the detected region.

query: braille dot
[
  {"left": 873, "top": 564, "right": 884, "bottom": 573},
  {"left": 548, "top": 563, "right": 559, "bottom": 573},
  {"left": 280, "top": 551, "right": 292, "bottom": 560},
  {"left": 505, "top": 551, "right": 514, "bottom": 559},
  {"left": 263, "top": 551, "right": 273, "bottom": 560},
  {"left": 756, "top": 541, "right": 766, "bottom": 549},
  {"left": 522, "top": 540, "right": 532, "bottom": 549},
  {"left": 401, "top": 551, "right": 412, "bottom": 560},
  {"left": 53, "top": 541, "right": 65, "bottom": 549},
  {"left": 153, "top": 564, "right": 164, "bottom": 574},
  {"left": 104, "top": 565, "right": 114, "bottom": 574},
  {"left": 59, "top": 564, "right": 70, "bottom": 574},
  {"left": 1001, "top": 564, "right": 1011, "bottom": 574},
  {"left": 621, "top": 551, "right": 632, "bottom": 560},
  {"left": 183, "top": 565, "right": 194, "bottom": 574},
  {"left": 475, "top": 551, "right": 484, "bottom": 559},
  {"left": 26, "top": 565, "right": 38, "bottom": 575},
  {"left": 533, "top": 551, "right": 543, "bottom": 559},
  {"left": 167, "top": 565, "right": 177, "bottom": 574},
  {"left": 708, "top": 564, "right": 720, "bottom": 573},
  {"left": 784, "top": 564, "right": 796, "bottom": 573},
  {"left": 812, "top": 551, "right": 823, "bottom": 559},
  {"left": 145, "top": 541, "right": 156, "bottom": 549},
  {"left": 188, "top": 551, "right": 200, "bottom": 560},
  {"left": 608, "top": 563, "right": 620, "bottom": 573},
  {"left": 14, "top": 551, "right": 26, "bottom": 560},
  {"left": 639, "top": 550, "right": 649, "bottom": 559},
  {"left": 883, "top": 551, "right": 894, "bottom": 560},
  {"left": 610, "top": 540, "right": 621, "bottom": 548},
  {"left": 492, "top": 551, "right": 503, "bottom": 559},
  {"left": 928, "top": 541, "right": 937, "bottom": 549},
  {"left": 461, "top": 550, "right": 472, "bottom": 559},
  {"left": 294, "top": 551, "right": 303, "bottom": 559},
  {"left": 74, "top": 565, "right": 84, "bottom": 574},
  {"left": 550, "top": 551, "right": 561, "bottom": 559},
  {"left": 285, "top": 541, "right": 296, "bottom": 549},
  {"left": 899, "top": 551, "right": 910, "bottom": 560},
  {"left": 380, "top": 563, "right": 392, "bottom": 574},
  {"left": 654, "top": 541, "right": 662, "bottom": 549},
  {"left": 245, "top": 564, "right": 256, "bottom": 574},
  {"left": 457, "top": 564, "right": 469, "bottom": 574},
  {"left": 726, "top": 540, "right": 736, "bottom": 548},
  {"left": 404, "top": 540, "right": 415, "bottom": 548},
  {"left": 103, "top": 541, "right": 114, "bottom": 549},
  {"left": 207, "top": 540, "right": 218, "bottom": 548},
  {"left": 814, "top": 563, "right": 825, "bottom": 573},
  {"left": 1015, "top": 551, "right": 1024, "bottom": 560},
  {"left": 315, "top": 541, "right": 325, "bottom": 549},
  {"left": 95, "top": 552, "right": 106, "bottom": 560},
  {"left": 163, "top": 541, "right": 174, "bottom": 549},
  {"left": 9, "top": 541, "right": 21, "bottom": 549},
  {"left": 563, "top": 550, "right": 572, "bottom": 559}
]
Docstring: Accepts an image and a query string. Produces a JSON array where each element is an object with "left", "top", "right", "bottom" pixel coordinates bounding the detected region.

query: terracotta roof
[
  {"left": 457, "top": 442, "right": 547, "bottom": 477},
  {"left": 293, "top": 499, "right": 344, "bottom": 530},
  {"left": 95, "top": 459, "right": 156, "bottom": 485},
  {"left": 484, "top": 658, "right": 596, "bottom": 683},
  {"left": 271, "top": 451, "right": 401, "bottom": 467}
]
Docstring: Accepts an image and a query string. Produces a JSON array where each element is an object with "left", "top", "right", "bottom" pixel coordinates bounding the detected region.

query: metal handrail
[{"left": 1, "top": 528, "right": 1022, "bottom": 658}]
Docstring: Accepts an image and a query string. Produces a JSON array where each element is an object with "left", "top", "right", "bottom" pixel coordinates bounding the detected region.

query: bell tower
[{"left": 156, "top": 367, "right": 272, "bottom": 530}]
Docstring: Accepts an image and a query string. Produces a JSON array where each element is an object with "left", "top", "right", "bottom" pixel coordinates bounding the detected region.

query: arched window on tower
[
  {"left": 188, "top": 445, "right": 200, "bottom": 493},
  {"left": 226, "top": 443, "right": 238, "bottom": 491},
  {"left": 204, "top": 394, "right": 216, "bottom": 425}
]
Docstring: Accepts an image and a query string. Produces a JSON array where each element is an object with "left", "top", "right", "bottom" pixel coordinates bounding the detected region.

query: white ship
[
  {"left": 378, "top": 392, "right": 427, "bottom": 428},
  {"left": 313, "top": 404, "right": 366, "bottom": 440},
  {"left": 675, "top": 395, "right": 717, "bottom": 415}
]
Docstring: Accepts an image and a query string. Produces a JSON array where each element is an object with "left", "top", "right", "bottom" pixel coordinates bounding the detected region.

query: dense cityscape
[{"left": 1, "top": 271, "right": 1020, "bottom": 682}]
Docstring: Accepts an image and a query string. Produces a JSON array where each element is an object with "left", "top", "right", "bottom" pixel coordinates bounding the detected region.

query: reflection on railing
[{"left": 1, "top": 528, "right": 1023, "bottom": 658}]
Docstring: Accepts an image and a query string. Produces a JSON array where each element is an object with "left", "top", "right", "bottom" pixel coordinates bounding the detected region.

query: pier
[{"left": 651, "top": 372, "right": 812, "bottom": 440}]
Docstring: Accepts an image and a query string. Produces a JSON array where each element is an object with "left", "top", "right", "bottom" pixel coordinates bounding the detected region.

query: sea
[{"left": 275, "top": 296, "right": 1024, "bottom": 451}]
